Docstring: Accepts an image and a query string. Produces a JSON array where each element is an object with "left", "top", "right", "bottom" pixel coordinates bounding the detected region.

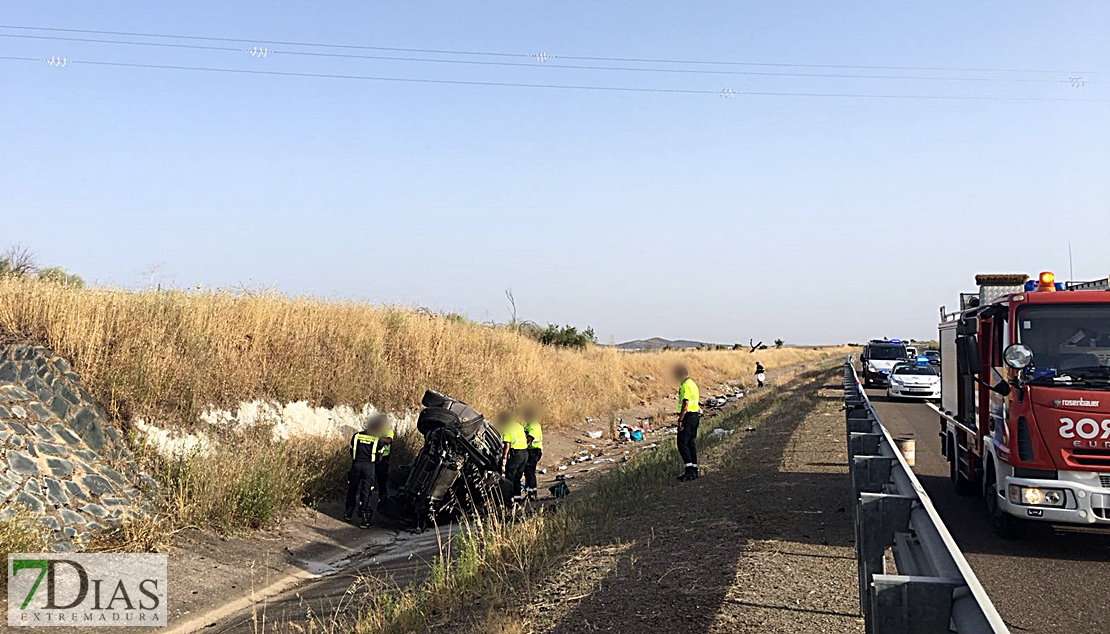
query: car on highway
[
  {"left": 922, "top": 349, "right": 940, "bottom": 367},
  {"left": 860, "top": 339, "right": 909, "bottom": 387},
  {"left": 886, "top": 361, "right": 940, "bottom": 400}
]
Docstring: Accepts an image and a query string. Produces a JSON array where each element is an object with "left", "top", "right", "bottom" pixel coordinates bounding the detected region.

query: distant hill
[{"left": 615, "top": 337, "right": 707, "bottom": 351}]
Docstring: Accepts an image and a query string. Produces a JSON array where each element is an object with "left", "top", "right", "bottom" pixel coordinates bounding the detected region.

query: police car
[{"left": 886, "top": 358, "right": 941, "bottom": 400}]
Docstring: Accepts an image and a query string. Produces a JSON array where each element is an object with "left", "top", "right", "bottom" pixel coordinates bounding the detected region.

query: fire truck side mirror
[{"left": 956, "top": 335, "right": 980, "bottom": 376}]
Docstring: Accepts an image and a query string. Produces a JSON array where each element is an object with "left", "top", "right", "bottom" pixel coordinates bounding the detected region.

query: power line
[
  {"left": 3, "top": 54, "right": 1108, "bottom": 103},
  {"left": 0, "top": 32, "right": 1086, "bottom": 85},
  {"left": 2, "top": 23, "right": 1105, "bottom": 77}
]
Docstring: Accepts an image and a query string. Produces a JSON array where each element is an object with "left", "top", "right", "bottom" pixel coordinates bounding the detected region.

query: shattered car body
[{"left": 380, "top": 390, "right": 512, "bottom": 528}]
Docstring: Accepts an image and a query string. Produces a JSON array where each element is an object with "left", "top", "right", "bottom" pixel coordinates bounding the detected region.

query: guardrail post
[
  {"left": 849, "top": 432, "right": 883, "bottom": 460},
  {"left": 870, "top": 575, "right": 960, "bottom": 634},
  {"left": 853, "top": 456, "right": 895, "bottom": 493},
  {"left": 857, "top": 493, "right": 913, "bottom": 622}
]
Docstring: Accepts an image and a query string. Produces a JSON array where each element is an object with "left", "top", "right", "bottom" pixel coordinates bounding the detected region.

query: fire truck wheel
[
  {"left": 948, "top": 436, "right": 976, "bottom": 496},
  {"left": 985, "top": 465, "right": 1023, "bottom": 539}
]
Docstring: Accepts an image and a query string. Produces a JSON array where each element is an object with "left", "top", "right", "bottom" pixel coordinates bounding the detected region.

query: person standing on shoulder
[
  {"left": 369, "top": 414, "right": 394, "bottom": 503},
  {"left": 755, "top": 362, "right": 766, "bottom": 388},
  {"left": 521, "top": 404, "right": 544, "bottom": 501},
  {"left": 674, "top": 364, "right": 701, "bottom": 481},
  {"left": 345, "top": 417, "right": 380, "bottom": 528},
  {"left": 496, "top": 411, "right": 529, "bottom": 501}
]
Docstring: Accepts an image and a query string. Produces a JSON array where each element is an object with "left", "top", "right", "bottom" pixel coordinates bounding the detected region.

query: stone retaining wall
[{"left": 0, "top": 344, "right": 152, "bottom": 551}]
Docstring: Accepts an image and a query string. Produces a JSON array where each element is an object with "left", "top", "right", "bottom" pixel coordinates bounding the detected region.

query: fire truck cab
[{"left": 935, "top": 272, "right": 1110, "bottom": 537}]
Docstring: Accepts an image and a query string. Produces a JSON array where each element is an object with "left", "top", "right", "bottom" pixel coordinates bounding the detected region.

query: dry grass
[
  {"left": 0, "top": 509, "right": 50, "bottom": 580},
  {"left": 145, "top": 435, "right": 351, "bottom": 532},
  {"left": 0, "top": 279, "right": 844, "bottom": 430}
]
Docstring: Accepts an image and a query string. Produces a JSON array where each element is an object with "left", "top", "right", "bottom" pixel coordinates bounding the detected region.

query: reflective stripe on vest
[{"left": 352, "top": 433, "right": 379, "bottom": 461}]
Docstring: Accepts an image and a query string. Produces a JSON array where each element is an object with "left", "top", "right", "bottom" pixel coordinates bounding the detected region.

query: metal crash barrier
[{"left": 843, "top": 358, "right": 1010, "bottom": 634}]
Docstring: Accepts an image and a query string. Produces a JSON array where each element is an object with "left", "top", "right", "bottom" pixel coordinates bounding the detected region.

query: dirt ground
[{"left": 523, "top": 368, "right": 864, "bottom": 634}]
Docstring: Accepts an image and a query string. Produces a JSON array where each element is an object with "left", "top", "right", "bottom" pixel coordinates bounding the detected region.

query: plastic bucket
[{"left": 894, "top": 436, "right": 916, "bottom": 467}]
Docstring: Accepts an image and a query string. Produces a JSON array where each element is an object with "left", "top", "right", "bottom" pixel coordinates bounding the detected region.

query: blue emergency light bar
[{"left": 915, "top": 356, "right": 930, "bottom": 365}]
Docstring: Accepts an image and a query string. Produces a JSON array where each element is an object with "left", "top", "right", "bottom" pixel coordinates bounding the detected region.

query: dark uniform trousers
[
  {"left": 375, "top": 457, "right": 390, "bottom": 501},
  {"left": 505, "top": 449, "right": 528, "bottom": 495},
  {"left": 345, "top": 460, "right": 375, "bottom": 518},
  {"left": 524, "top": 448, "right": 543, "bottom": 491},
  {"left": 677, "top": 411, "right": 700, "bottom": 466}
]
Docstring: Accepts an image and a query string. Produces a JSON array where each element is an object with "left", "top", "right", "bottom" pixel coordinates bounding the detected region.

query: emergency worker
[
  {"left": 497, "top": 410, "right": 529, "bottom": 500},
  {"left": 521, "top": 404, "right": 544, "bottom": 501},
  {"left": 370, "top": 414, "right": 394, "bottom": 502},
  {"left": 674, "top": 364, "right": 701, "bottom": 481},
  {"left": 345, "top": 415, "right": 383, "bottom": 528}
]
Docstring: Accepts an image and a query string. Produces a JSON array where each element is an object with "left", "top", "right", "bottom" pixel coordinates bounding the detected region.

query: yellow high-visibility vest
[
  {"left": 502, "top": 421, "right": 529, "bottom": 450},
  {"left": 524, "top": 421, "right": 543, "bottom": 449},
  {"left": 351, "top": 433, "right": 379, "bottom": 461},
  {"left": 678, "top": 378, "right": 700, "bottom": 413},
  {"left": 379, "top": 427, "right": 395, "bottom": 457}
]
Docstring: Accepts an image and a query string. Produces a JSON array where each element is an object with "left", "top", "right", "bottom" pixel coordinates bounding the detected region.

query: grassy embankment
[{"left": 0, "top": 279, "right": 846, "bottom": 544}]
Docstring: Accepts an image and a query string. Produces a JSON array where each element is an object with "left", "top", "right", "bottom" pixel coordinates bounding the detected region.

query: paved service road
[{"left": 868, "top": 389, "right": 1110, "bottom": 634}]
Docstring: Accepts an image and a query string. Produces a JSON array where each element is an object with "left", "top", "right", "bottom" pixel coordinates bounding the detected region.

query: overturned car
[{"left": 379, "top": 390, "right": 513, "bottom": 529}]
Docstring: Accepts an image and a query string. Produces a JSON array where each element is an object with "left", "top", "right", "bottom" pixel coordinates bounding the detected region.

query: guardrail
[{"left": 843, "top": 358, "right": 1010, "bottom": 634}]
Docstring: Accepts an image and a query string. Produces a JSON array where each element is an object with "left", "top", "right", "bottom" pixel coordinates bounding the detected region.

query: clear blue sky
[{"left": 3, "top": 2, "right": 1108, "bottom": 344}]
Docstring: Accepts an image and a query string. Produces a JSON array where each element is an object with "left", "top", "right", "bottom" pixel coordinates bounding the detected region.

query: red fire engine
[{"left": 933, "top": 271, "right": 1110, "bottom": 537}]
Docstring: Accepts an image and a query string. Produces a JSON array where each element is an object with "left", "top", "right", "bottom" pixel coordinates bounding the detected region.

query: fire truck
[{"left": 933, "top": 271, "right": 1110, "bottom": 537}]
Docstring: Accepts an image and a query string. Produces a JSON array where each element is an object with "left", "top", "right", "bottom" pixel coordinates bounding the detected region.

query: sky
[{"left": 2, "top": 2, "right": 1108, "bottom": 345}]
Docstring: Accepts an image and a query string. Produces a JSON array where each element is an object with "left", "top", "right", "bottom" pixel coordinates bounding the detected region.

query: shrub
[
  {"left": 533, "top": 324, "right": 596, "bottom": 349},
  {"left": 37, "top": 266, "right": 86, "bottom": 288}
]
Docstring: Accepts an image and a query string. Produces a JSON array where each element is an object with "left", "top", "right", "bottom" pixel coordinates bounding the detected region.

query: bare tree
[
  {"left": 0, "top": 245, "right": 37, "bottom": 278},
  {"left": 505, "top": 288, "right": 518, "bottom": 328}
]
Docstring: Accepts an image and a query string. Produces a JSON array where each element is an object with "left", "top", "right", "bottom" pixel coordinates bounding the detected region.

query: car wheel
[{"left": 417, "top": 406, "right": 459, "bottom": 435}]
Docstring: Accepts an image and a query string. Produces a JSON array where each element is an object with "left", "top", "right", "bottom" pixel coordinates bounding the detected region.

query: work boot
[
  {"left": 689, "top": 468, "right": 700, "bottom": 480},
  {"left": 359, "top": 512, "right": 373, "bottom": 529},
  {"left": 677, "top": 467, "right": 693, "bottom": 481},
  {"left": 342, "top": 512, "right": 353, "bottom": 522}
]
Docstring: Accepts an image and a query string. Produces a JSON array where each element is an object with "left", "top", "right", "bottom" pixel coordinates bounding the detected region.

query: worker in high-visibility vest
[
  {"left": 370, "top": 415, "right": 394, "bottom": 502},
  {"left": 345, "top": 416, "right": 382, "bottom": 527},
  {"left": 521, "top": 404, "right": 543, "bottom": 501},
  {"left": 497, "top": 410, "right": 529, "bottom": 501},
  {"left": 674, "top": 364, "right": 701, "bottom": 481}
]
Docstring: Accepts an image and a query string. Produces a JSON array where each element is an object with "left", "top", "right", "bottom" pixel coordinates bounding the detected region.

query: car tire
[{"left": 417, "top": 406, "right": 459, "bottom": 435}]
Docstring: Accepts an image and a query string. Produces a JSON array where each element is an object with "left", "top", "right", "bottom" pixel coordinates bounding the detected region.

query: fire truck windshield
[
  {"left": 1016, "top": 305, "right": 1110, "bottom": 380},
  {"left": 867, "top": 345, "right": 907, "bottom": 360}
]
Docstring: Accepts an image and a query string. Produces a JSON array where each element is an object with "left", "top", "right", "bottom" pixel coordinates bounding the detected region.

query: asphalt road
[{"left": 867, "top": 388, "right": 1110, "bottom": 634}]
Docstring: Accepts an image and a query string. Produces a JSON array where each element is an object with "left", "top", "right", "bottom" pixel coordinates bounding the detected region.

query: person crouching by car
[{"left": 497, "top": 410, "right": 529, "bottom": 501}]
